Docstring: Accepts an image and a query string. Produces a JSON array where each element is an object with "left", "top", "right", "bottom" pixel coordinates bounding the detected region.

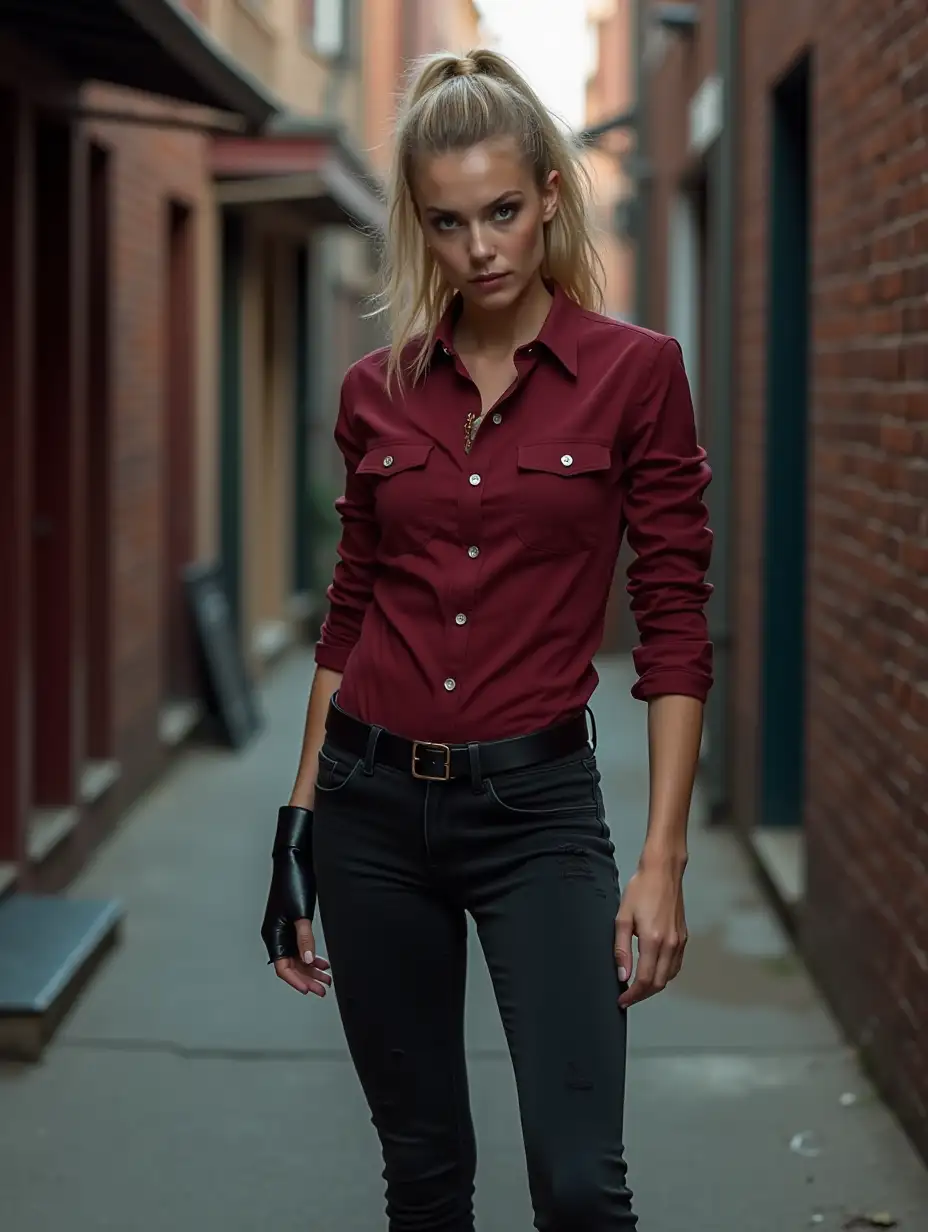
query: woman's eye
[
  {"left": 495, "top": 204, "right": 518, "bottom": 222},
  {"left": 435, "top": 216, "right": 458, "bottom": 232}
]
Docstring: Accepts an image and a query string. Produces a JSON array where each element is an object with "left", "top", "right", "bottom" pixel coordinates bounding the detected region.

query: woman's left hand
[{"left": 614, "top": 858, "right": 688, "bottom": 1009}]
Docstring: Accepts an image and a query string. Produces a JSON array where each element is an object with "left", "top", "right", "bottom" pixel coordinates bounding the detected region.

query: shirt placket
[{"left": 437, "top": 349, "right": 538, "bottom": 709}]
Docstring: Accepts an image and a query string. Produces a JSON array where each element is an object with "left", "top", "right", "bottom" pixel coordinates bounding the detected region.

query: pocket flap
[
  {"left": 358, "top": 442, "right": 433, "bottom": 477},
  {"left": 517, "top": 441, "right": 611, "bottom": 476}
]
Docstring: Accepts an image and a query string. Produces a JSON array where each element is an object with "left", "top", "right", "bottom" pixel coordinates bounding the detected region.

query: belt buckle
[{"left": 411, "top": 741, "right": 452, "bottom": 781}]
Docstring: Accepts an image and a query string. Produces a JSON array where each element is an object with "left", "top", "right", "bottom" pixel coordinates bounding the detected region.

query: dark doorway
[
  {"left": 293, "top": 244, "right": 312, "bottom": 598},
  {"left": 759, "top": 53, "right": 811, "bottom": 828},
  {"left": 85, "top": 143, "right": 112, "bottom": 762},
  {"left": 219, "top": 211, "right": 245, "bottom": 637},
  {"left": 163, "top": 201, "right": 196, "bottom": 706},
  {"left": 32, "top": 116, "right": 80, "bottom": 809},
  {"left": 0, "top": 92, "right": 31, "bottom": 863}
]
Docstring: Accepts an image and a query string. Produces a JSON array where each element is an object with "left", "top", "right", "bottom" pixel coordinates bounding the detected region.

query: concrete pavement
[{"left": 2, "top": 651, "right": 927, "bottom": 1231}]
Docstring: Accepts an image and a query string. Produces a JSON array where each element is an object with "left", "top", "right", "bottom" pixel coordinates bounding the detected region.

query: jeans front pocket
[
  {"left": 484, "top": 751, "right": 600, "bottom": 820},
  {"left": 315, "top": 745, "right": 364, "bottom": 794}
]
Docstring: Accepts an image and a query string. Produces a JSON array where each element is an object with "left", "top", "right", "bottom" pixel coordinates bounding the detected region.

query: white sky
[{"left": 475, "top": 0, "right": 592, "bottom": 130}]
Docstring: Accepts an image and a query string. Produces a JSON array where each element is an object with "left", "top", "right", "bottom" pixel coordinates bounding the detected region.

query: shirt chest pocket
[
  {"left": 358, "top": 442, "right": 437, "bottom": 554},
  {"left": 515, "top": 441, "right": 614, "bottom": 555}
]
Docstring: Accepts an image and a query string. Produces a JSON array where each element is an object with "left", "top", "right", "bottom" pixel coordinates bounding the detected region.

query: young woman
[{"left": 262, "top": 48, "right": 713, "bottom": 1232}]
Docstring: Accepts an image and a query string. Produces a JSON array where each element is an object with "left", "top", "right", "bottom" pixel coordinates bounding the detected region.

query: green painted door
[{"left": 760, "top": 56, "right": 811, "bottom": 828}]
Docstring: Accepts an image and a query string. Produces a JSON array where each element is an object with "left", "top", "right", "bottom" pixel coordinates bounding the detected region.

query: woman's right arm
[
  {"left": 288, "top": 666, "right": 342, "bottom": 809},
  {"left": 290, "top": 363, "right": 379, "bottom": 806}
]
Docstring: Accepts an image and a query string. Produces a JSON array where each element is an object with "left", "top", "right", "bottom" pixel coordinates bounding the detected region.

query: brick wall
[
  {"left": 735, "top": 0, "right": 928, "bottom": 1153},
  {"left": 82, "top": 87, "right": 212, "bottom": 817}
]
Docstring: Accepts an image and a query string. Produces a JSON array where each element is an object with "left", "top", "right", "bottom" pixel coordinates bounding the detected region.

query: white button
[
  {"left": 442, "top": 344, "right": 451, "bottom": 355},
  {"left": 492, "top": 412, "right": 502, "bottom": 425},
  {"left": 383, "top": 455, "right": 394, "bottom": 468},
  {"left": 455, "top": 613, "right": 467, "bottom": 625},
  {"left": 468, "top": 545, "right": 480, "bottom": 558},
  {"left": 561, "top": 454, "right": 573, "bottom": 467},
  {"left": 444, "top": 677, "right": 456, "bottom": 692},
  {"left": 469, "top": 473, "right": 481, "bottom": 486}
]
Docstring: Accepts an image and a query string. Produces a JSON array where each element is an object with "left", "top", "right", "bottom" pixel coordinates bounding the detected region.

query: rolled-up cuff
[
  {"left": 630, "top": 669, "right": 712, "bottom": 704},
  {"left": 313, "top": 641, "right": 353, "bottom": 673}
]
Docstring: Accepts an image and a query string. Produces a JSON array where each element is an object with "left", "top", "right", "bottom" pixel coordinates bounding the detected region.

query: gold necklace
[{"left": 464, "top": 410, "right": 485, "bottom": 455}]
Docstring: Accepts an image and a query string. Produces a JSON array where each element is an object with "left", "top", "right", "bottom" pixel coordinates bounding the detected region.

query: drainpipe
[{"left": 704, "top": 0, "right": 738, "bottom": 819}]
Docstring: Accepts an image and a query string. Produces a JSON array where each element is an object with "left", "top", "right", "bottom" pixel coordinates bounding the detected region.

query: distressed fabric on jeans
[{"left": 313, "top": 739, "right": 637, "bottom": 1231}]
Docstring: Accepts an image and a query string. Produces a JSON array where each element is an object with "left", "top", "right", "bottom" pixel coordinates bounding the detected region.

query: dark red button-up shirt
[{"left": 315, "top": 283, "right": 713, "bottom": 743}]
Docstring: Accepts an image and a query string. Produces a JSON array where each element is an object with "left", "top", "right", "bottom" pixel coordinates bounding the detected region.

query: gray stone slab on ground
[{"left": 1, "top": 651, "right": 926, "bottom": 1231}]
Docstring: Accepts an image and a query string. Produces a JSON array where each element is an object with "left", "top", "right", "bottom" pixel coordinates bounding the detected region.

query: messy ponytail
[{"left": 374, "top": 49, "right": 605, "bottom": 392}]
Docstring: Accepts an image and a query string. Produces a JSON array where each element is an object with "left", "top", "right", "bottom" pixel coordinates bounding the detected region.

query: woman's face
[{"left": 414, "top": 136, "right": 559, "bottom": 311}]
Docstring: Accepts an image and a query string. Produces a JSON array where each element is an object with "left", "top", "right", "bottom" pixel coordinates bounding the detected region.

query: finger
[
  {"left": 274, "top": 958, "right": 312, "bottom": 996},
  {"left": 294, "top": 918, "right": 317, "bottom": 966},
  {"left": 667, "top": 935, "right": 687, "bottom": 982},
  {"left": 614, "top": 913, "right": 634, "bottom": 985},
  {"left": 293, "top": 957, "right": 332, "bottom": 987},
  {"left": 620, "top": 936, "right": 659, "bottom": 1007},
  {"left": 651, "top": 943, "right": 677, "bottom": 994}
]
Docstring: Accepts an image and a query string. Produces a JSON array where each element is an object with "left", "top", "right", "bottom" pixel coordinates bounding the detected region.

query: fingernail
[
  {"left": 303, "top": 951, "right": 314, "bottom": 965},
  {"left": 618, "top": 966, "right": 628, "bottom": 982}
]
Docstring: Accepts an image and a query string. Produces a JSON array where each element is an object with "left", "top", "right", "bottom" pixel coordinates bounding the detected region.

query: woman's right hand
[
  {"left": 261, "top": 805, "right": 332, "bottom": 997},
  {"left": 273, "top": 921, "right": 331, "bottom": 998}
]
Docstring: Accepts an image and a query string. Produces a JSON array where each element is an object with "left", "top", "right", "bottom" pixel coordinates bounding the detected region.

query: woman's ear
[{"left": 541, "top": 169, "right": 560, "bottom": 224}]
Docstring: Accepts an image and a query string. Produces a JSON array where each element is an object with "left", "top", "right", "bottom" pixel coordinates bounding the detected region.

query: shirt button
[
  {"left": 561, "top": 454, "right": 573, "bottom": 467},
  {"left": 455, "top": 613, "right": 467, "bottom": 625},
  {"left": 383, "top": 455, "right": 394, "bottom": 468},
  {"left": 468, "top": 545, "right": 480, "bottom": 558},
  {"left": 492, "top": 412, "right": 502, "bottom": 425},
  {"left": 469, "top": 473, "right": 481, "bottom": 486},
  {"left": 444, "top": 677, "right": 456, "bottom": 692}
]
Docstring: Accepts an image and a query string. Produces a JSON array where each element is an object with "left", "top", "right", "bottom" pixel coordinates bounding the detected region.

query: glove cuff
[{"left": 272, "top": 804, "right": 314, "bottom": 856}]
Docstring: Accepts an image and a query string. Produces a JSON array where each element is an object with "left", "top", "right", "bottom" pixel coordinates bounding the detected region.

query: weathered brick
[{"left": 645, "top": 0, "right": 928, "bottom": 1163}]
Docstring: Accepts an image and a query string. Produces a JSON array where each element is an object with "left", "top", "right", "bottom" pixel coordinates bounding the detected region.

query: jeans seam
[{"left": 582, "top": 757, "right": 608, "bottom": 838}]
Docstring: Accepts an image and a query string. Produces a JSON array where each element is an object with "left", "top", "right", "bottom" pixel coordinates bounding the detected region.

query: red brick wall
[
  {"left": 734, "top": 0, "right": 928, "bottom": 1154},
  {"left": 81, "top": 87, "right": 211, "bottom": 816}
]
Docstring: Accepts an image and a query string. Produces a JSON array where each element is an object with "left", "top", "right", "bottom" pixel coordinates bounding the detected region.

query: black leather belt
[{"left": 325, "top": 698, "right": 591, "bottom": 782}]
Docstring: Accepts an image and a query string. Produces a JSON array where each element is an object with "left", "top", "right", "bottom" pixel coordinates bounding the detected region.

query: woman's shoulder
[
  {"left": 576, "top": 305, "right": 675, "bottom": 352},
  {"left": 343, "top": 336, "right": 433, "bottom": 397},
  {"left": 573, "top": 306, "right": 682, "bottom": 379}
]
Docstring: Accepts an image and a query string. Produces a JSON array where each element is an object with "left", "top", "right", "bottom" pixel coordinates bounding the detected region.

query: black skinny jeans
[{"left": 312, "top": 724, "right": 637, "bottom": 1231}]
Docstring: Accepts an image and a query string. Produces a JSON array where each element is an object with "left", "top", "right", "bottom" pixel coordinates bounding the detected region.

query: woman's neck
[{"left": 454, "top": 275, "right": 553, "bottom": 359}]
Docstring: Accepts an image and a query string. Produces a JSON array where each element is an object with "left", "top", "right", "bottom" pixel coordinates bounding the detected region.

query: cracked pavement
[{"left": 2, "top": 652, "right": 927, "bottom": 1231}]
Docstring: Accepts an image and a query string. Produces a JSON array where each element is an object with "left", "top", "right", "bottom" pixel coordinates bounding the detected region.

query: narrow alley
[{"left": 2, "top": 653, "right": 926, "bottom": 1231}]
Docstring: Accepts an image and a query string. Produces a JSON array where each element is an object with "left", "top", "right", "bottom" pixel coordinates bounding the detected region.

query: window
[{"left": 303, "top": 0, "right": 347, "bottom": 59}]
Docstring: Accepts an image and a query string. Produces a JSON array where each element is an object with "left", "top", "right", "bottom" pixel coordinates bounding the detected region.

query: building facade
[
  {"left": 0, "top": 0, "right": 276, "bottom": 903},
  {"left": 582, "top": 0, "right": 638, "bottom": 653},
  {"left": 630, "top": 0, "right": 928, "bottom": 1159}
]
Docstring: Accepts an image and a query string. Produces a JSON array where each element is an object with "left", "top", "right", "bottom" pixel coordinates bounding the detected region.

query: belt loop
[
  {"left": 363, "top": 724, "right": 383, "bottom": 775},
  {"left": 584, "top": 705, "right": 598, "bottom": 754},
  {"left": 467, "top": 742, "right": 482, "bottom": 793}
]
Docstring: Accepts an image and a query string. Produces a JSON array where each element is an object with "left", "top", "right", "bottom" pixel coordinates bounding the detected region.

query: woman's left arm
[
  {"left": 615, "top": 337, "right": 713, "bottom": 1009},
  {"left": 615, "top": 694, "right": 703, "bottom": 1007}
]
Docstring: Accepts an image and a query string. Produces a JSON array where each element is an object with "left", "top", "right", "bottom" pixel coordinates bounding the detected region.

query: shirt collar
[{"left": 432, "top": 281, "right": 580, "bottom": 378}]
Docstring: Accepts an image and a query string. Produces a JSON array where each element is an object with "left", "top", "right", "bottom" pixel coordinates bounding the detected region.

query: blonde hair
[{"left": 375, "top": 48, "right": 605, "bottom": 392}]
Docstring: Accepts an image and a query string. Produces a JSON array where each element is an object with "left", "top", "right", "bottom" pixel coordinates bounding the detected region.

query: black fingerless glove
[{"left": 260, "top": 805, "right": 316, "bottom": 965}]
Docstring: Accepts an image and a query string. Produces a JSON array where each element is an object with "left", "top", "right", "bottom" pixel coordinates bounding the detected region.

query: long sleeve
[
  {"left": 314, "top": 368, "right": 380, "bottom": 673},
  {"left": 622, "top": 338, "right": 714, "bottom": 702}
]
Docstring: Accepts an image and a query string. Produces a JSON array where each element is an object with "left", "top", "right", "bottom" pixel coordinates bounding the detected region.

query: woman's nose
[{"left": 468, "top": 223, "right": 495, "bottom": 261}]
